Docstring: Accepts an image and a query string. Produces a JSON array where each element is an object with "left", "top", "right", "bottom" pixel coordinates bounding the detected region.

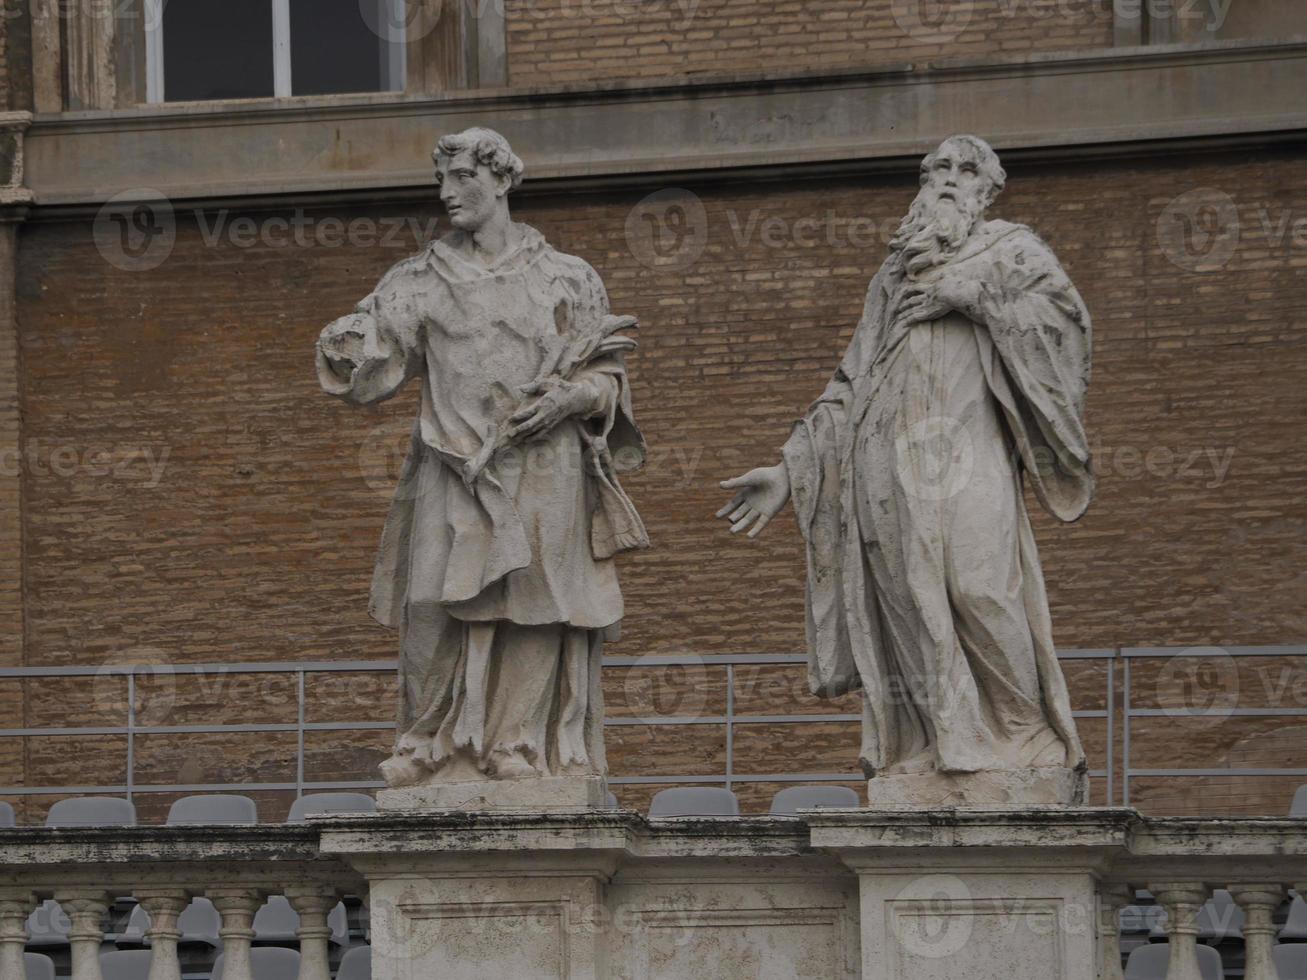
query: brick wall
[
  {"left": 6, "top": 145, "right": 1307, "bottom": 820},
  {"left": 503, "top": 0, "right": 1116, "bottom": 87},
  {"left": 0, "top": 0, "right": 9, "bottom": 108},
  {"left": 0, "top": 224, "right": 21, "bottom": 809}
]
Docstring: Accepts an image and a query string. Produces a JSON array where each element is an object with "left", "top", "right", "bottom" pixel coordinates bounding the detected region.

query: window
[{"left": 145, "top": 0, "right": 406, "bottom": 103}]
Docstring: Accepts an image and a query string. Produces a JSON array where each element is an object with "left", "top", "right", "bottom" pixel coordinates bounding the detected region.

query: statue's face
[
  {"left": 435, "top": 148, "right": 510, "bottom": 231},
  {"left": 922, "top": 141, "right": 989, "bottom": 213}
]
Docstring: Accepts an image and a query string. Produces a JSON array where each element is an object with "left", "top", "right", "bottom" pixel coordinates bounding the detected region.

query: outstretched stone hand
[{"left": 717, "top": 463, "right": 791, "bottom": 538}]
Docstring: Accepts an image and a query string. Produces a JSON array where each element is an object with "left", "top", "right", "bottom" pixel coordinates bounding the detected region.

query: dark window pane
[
  {"left": 291, "top": 0, "right": 399, "bottom": 96},
  {"left": 163, "top": 0, "right": 274, "bottom": 101}
]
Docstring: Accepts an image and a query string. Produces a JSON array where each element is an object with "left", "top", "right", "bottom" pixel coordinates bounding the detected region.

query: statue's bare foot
[
  {"left": 490, "top": 749, "right": 540, "bottom": 779},
  {"left": 380, "top": 752, "right": 429, "bottom": 788},
  {"left": 381, "top": 735, "right": 435, "bottom": 787},
  {"left": 559, "top": 757, "right": 596, "bottom": 776}
]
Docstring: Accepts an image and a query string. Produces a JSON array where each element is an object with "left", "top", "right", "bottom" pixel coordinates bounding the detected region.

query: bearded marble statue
[
  {"left": 718, "top": 135, "right": 1093, "bottom": 805},
  {"left": 316, "top": 129, "right": 646, "bottom": 803}
]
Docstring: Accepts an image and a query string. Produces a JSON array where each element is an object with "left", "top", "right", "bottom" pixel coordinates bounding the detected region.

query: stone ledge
[
  {"left": 5, "top": 810, "right": 1307, "bottom": 874},
  {"left": 22, "top": 41, "right": 1307, "bottom": 207}
]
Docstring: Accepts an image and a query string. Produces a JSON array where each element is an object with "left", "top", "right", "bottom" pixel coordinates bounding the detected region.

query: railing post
[
  {"left": 1098, "top": 883, "right": 1133, "bottom": 980},
  {"left": 0, "top": 889, "right": 35, "bottom": 980},
  {"left": 1230, "top": 884, "right": 1285, "bottom": 980},
  {"left": 209, "top": 889, "right": 263, "bottom": 980},
  {"left": 54, "top": 891, "right": 110, "bottom": 980},
  {"left": 1148, "top": 883, "right": 1209, "bottom": 980},
  {"left": 285, "top": 886, "right": 336, "bottom": 980},
  {"left": 135, "top": 889, "right": 189, "bottom": 980}
]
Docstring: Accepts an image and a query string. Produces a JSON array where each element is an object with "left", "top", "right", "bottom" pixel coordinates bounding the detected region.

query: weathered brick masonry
[
  {"left": 6, "top": 145, "right": 1306, "bottom": 819},
  {"left": 504, "top": 0, "right": 1116, "bottom": 86}
]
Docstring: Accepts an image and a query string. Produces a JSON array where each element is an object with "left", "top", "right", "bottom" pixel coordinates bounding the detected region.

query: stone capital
[
  {"left": 284, "top": 885, "right": 338, "bottom": 920},
  {"left": 206, "top": 888, "right": 263, "bottom": 940},
  {"left": 0, "top": 889, "right": 36, "bottom": 911},
  {"left": 1147, "top": 882, "right": 1210, "bottom": 937}
]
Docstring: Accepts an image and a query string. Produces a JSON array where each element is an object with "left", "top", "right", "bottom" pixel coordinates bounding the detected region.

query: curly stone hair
[{"left": 432, "top": 127, "right": 525, "bottom": 191}]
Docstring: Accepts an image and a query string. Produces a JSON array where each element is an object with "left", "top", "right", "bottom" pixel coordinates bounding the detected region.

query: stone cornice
[
  {"left": 4, "top": 810, "right": 1307, "bottom": 887},
  {"left": 19, "top": 40, "right": 1307, "bottom": 209}
]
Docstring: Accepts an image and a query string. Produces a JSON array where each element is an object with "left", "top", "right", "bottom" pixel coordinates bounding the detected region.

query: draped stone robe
[
  {"left": 782, "top": 220, "right": 1092, "bottom": 783},
  {"left": 316, "top": 224, "right": 646, "bottom": 779}
]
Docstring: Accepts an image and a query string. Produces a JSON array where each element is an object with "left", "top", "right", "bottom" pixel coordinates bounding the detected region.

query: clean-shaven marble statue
[
  {"left": 317, "top": 128, "right": 647, "bottom": 799},
  {"left": 719, "top": 135, "right": 1093, "bottom": 805}
]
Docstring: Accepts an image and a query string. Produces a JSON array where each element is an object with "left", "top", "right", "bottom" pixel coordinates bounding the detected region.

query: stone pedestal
[
  {"left": 315, "top": 807, "right": 1145, "bottom": 980},
  {"left": 377, "top": 775, "right": 608, "bottom": 812},
  {"left": 322, "top": 814, "right": 632, "bottom": 980},
  {"left": 808, "top": 807, "right": 1131, "bottom": 980},
  {"left": 319, "top": 811, "right": 860, "bottom": 980}
]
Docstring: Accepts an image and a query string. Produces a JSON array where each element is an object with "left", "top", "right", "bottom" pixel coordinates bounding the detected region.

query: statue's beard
[{"left": 889, "top": 189, "right": 985, "bottom": 280}]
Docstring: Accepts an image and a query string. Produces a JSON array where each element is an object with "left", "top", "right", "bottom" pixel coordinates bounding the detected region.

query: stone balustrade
[
  {"left": 0, "top": 825, "right": 362, "bottom": 980},
  {"left": 0, "top": 809, "right": 1305, "bottom": 979}
]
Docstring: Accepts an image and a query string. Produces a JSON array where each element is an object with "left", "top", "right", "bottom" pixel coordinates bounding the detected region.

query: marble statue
[
  {"left": 316, "top": 128, "right": 647, "bottom": 800},
  {"left": 718, "top": 135, "right": 1093, "bottom": 805}
]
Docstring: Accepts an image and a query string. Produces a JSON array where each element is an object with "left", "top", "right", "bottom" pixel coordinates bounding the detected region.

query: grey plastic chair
[
  {"left": 1124, "top": 943, "right": 1223, "bottom": 980},
  {"left": 1291, "top": 784, "right": 1307, "bottom": 816},
  {"left": 99, "top": 949, "right": 151, "bottom": 980},
  {"left": 1283, "top": 895, "right": 1307, "bottom": 940},
  {"left": 769, "top": 785, "right": 860, "bottom": 815},
  {"left": 24, "top": 953, "right": 55, "bottom": 980},
  {"left": 165, "top": 794, "right": 257, "bottom": 826},
  {"left": 45, "top": 797, "right": 137, "bottom": 827},
  {"left": 24, "top": 901, "right": 70, "bottom": 948},
  {"left": 336, "top": 945, "right": 371, "bottom": 980},
  {"left": 120, "top": 897, "right": 221, "bottom": 949},
  {"left": 1275, "top": 942, "right": 1307, "bottom": 980},
  {"left": 119, "top": 904, "right": 148, "bottom": 946},
  {"left": 286, "top": 793, "right": 376, "bottom": 822},
  {"left": 0, "top": 801, "right": 14, "bottom": 827},
  {"left": 605, "top": 791, "right": 619, "bottom": 810},
  {"left": 211, "top": 948, "right": 300, "bottom": 980},
  {"left": 252, "top": 896, "right": 349, "bottom": 946},
  {"left": 648, "top": 787, "right": 739, "bottom": 817}
]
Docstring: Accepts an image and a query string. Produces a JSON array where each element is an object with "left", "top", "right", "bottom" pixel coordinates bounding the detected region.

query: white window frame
[{"left": 144, "top": 0, "right": 407, "bottom": 104}]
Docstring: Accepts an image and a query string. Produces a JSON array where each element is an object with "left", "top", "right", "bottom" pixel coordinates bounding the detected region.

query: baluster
[
  {"left": 208, "top": 889, "right": 263, "bottom": 980},
  {"left": 53, "top": 891, "right": 110, "bottom": 980},
  {"left": 285, "top": 886, "right": 336, "bottom": 980},
  {"left": 1230, "top": 884, "right": 1285, "bottom": 980},
  {"left": 1148, "top": 883, "right": 1210, "bottom": 980},
  {"left": 0, "top": 889, "right": 36, "bottom": 980},
  {"left": 135, "top": 890, "right": 189, "bottom": 980},
  {"left": 1098, "top": 882, "right": 1133, "bottom": 980}
]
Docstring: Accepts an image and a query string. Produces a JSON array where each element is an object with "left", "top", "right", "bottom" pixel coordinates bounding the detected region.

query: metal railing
[
  {"left": 3, "top": 644, "right": 1305, "bottom": 808},
  {"left": 1121, "top": 644, "right": 1307, "bottom": 807}
]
